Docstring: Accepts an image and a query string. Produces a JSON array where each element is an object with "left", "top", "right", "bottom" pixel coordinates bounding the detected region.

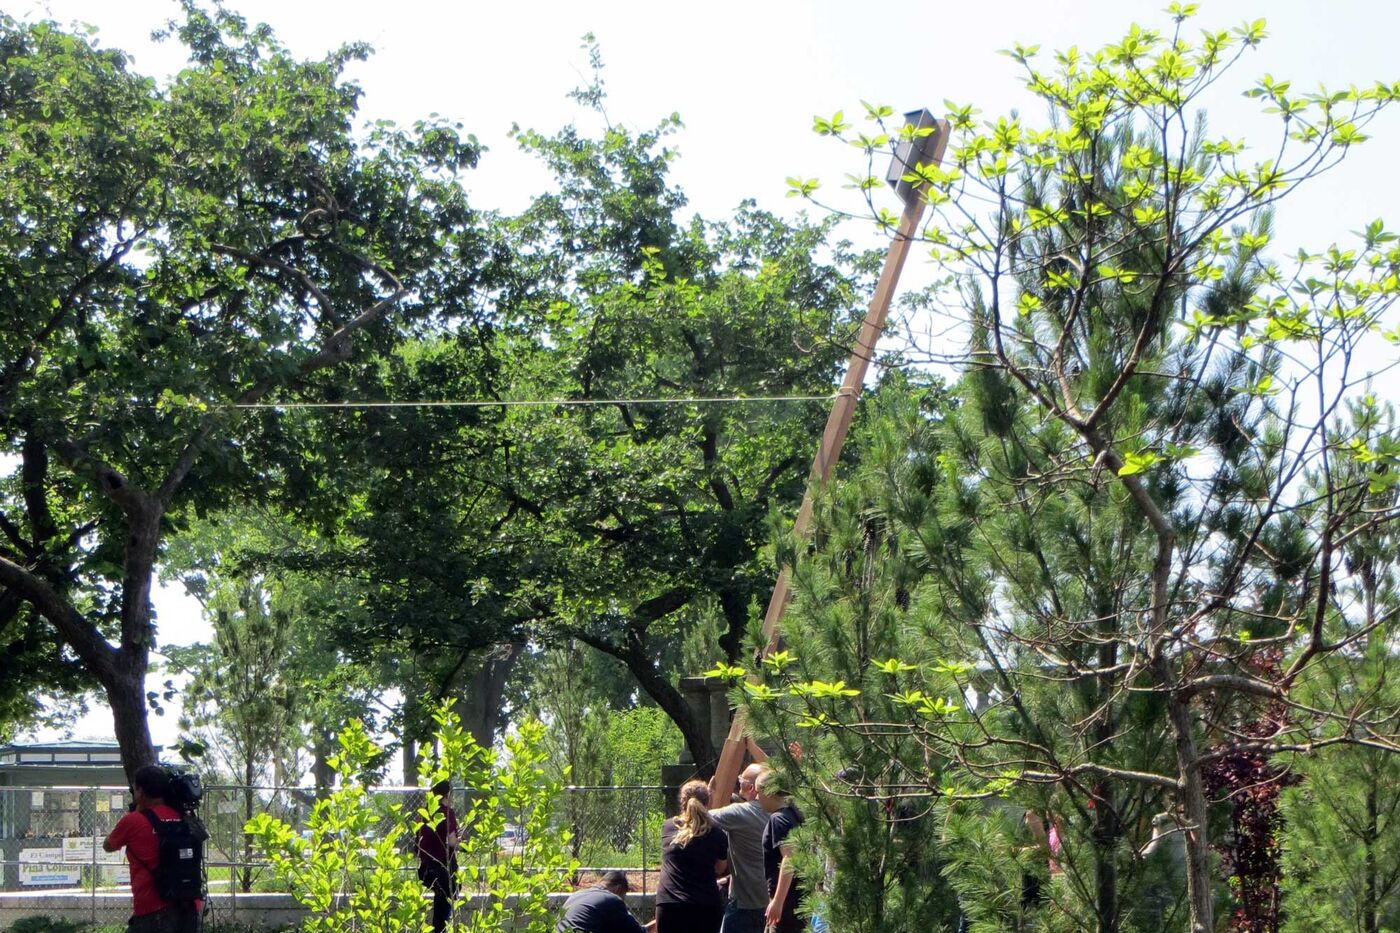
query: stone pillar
[{"left": 659, "top": 676, "right": 732, "bottom": 814}]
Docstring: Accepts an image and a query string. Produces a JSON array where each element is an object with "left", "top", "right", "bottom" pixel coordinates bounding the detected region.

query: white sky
[{"left": 17, "top": 0, "right": 1400, "bottom": 748}]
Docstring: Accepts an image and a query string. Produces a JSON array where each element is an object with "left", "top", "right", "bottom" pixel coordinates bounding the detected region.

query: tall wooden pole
[{"left": 709, "top": 115, "right": 951, "bottom": 795}]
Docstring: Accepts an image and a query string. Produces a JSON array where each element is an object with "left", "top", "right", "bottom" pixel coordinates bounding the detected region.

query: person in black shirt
[
  {"left": 757, "top": 771, "right": 804, "bottom": 933},
  {"left": 655, "top": 780, "right": 729, "bottom": 933},
  {"left": 558, "top": 871, "right": 649, "bottom": 933}
]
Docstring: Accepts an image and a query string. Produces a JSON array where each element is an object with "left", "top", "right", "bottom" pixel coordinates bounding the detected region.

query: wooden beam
[{"left": 710, "top": 118, "right": 952, "bottom": 796}]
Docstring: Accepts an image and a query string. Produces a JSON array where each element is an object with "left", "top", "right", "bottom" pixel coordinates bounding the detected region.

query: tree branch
[{"left": 0, "top": 554, "right": 116, "bottom": 680}]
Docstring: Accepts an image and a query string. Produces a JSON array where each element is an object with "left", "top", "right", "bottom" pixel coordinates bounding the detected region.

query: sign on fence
[
  {"left": 18, "top": 848, "right": 82, "bottom": 886},
  {"left": 61, "top": 835, "right": 123, "bottom": 864}
]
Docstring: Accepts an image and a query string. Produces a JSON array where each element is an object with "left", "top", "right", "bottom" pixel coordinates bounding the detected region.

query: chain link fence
[
  {"left": 0, "top": 783, "right": 665, "bottom": 928},
  {"left": 556, "top": 786, "right": 667, "bottom": 896},
  {"left": 0, "top": 784, "right": 131, "bottom": 927}
]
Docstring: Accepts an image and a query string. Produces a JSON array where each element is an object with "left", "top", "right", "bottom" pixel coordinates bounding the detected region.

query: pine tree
[
  {"left": 743, "top": 377, "right": 965, "bottom": 933},
  {"left": 1279, "top": 398, "right": 1400, "bottom": 933},
  {"left": 735, "top": 11, "right": 1400, "bottom": 933}
]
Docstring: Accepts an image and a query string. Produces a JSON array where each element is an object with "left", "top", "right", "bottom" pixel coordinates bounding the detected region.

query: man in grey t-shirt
[{"left": 708, "top": 739, "right": 771, "bottom": 933}]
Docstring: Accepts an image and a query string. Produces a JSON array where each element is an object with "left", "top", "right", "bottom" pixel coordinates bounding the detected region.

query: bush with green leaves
[
  {"left": 8, "top": 919, "right": 89, "bottom": 933},
  {"left": 246, "top": 708, "right": 577, "bottom": 933},
  {"left": 420, "top": 709, "right": 579, "bottom": 933}
]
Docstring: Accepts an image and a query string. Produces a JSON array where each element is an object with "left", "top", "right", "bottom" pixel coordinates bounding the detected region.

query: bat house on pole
[{"left": 707, "top": 109, "right": 951, "bottom": 795}]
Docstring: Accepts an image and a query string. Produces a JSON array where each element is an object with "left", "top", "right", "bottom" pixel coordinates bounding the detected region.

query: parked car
[{"left": 496, "top": 824, "right": 524, "bottom": 856}]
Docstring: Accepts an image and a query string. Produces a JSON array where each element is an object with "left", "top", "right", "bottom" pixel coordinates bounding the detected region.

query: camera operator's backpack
[{"left": 141, "top": 807, "right": 209, "bottom": 902}]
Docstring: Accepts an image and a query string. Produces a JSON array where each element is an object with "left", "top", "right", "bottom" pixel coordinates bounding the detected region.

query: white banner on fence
[
  {"left": 18, "top": 849, "right": 82, "bottom": 886},
  {"left": 61, "top": 835, "right": 123, "bottom": 863},
  {"left": 18, "top": 847, "right": 63, "bottom": 864}
]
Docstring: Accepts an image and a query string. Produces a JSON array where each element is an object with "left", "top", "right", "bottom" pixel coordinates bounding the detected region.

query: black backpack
[{"left": 141, "top": 808, "right": 209, "bottom": 902}]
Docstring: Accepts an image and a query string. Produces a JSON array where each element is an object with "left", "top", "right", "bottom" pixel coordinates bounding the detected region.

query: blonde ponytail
[{"left": 672, "top": 779, "right": 713, "bottom": 847}]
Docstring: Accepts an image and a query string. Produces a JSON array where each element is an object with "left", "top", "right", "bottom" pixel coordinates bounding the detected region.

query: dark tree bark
[
  {"left": 452, "top": 643, "right": 525, "bottom": 751},
  {"left": 312, "top": 728, "right": 336, "bottom": 797},
  {"left": 1158, "top": 657, "right": 1215, "bottom": 933},
  {"left": 401, "top": 738, "right": 419, "bottom": 787},
  {"left": 107, "top": 664, "right": 159, "bottom": 778},
  {"left": 570, "top": 625, "right": 716, "bottom": 771}
]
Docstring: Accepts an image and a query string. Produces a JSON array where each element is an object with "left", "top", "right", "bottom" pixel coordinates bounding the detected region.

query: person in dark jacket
[
  {"left": 415, "top": 779, "right": 460, "bottom": 933},
  {"left": 558, "top": 870, "right": 650, "bottom": 933}
]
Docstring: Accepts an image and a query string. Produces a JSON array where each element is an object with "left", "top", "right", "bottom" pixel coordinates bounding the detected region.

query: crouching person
[{"left": 558, "top": 870, "right": 654, "bottom": 933}]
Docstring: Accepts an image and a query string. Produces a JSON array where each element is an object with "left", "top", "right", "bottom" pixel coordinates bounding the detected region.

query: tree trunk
[
  {"left": 242, "top": 760, "right": 255, "bottom": 893},
  {"left": 107, "top": 667, "right": 158, "bottom": 781},
  {"left": 1365, "top": 780, "right": 1379, "bottom": 933},
  {"left": 312, "top": 728, "right": 335, "bottom": 797},
  {"left": 112, "top": 502, "right": 162, "bottom": 780},
  {"left": 1093, "top": 803, "right": 1120, "bottom": 933},
  {"left": 1156, "top": 658, "right": 1215, "bottom": 933},
  {"left": 452, "top": 644, "right": 523, "bottom": 751},
  {"left": 402, "top": 736, "right": 419, "bottom": 786},
  {"left": 717, "top": 582, "right": 751, "bottom": 663},
  {"left": 1093, "top": 620, "right": 1121, "bottom": 933},
  {"left": 626, "top": 645, "right": 716, "bottom": 772}
]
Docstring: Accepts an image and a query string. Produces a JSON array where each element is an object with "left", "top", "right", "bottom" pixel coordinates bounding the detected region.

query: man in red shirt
[{"left": 103, "top": 765, "right": 202, "bottom": 933}]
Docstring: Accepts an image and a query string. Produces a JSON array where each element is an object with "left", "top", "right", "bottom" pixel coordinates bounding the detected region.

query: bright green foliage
[
  {"left": 419, "top": 711, "right": 579, "bottom": 933},
  {"left": 247, "top": 710, "right": 576, "bottom": 933},
  {"left": 245, "top": 720, "right": 428, "bottom": 933},
  {"left": 604, "top": 706, "right": 684, "bottom": 787}
]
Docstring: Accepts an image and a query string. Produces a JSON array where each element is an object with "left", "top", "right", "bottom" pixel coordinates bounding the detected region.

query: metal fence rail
[{"left": 0, "top": 783, "right": 664, "bottom": 926}]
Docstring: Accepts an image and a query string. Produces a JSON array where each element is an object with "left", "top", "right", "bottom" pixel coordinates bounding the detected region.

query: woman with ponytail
[{"left": 655, "top": 779, "right": 729, "bottom": 933}]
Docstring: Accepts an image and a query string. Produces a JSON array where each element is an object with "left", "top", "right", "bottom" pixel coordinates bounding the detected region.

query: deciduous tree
[{"left": 0, "top": 5, "right": 484, "bottom": 775}]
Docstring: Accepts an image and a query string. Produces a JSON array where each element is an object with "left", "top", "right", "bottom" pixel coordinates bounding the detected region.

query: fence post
[
  {"left": 230, "top": 787, "right": 238, "bottom": 921},
  {"left": 640, "top": 788, "right": 649, "bottom": 898},
  {"left": 89, "top": 788, "right": 97, "bottom": 926}
]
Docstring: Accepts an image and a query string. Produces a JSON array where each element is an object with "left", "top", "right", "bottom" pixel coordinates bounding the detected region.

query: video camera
[
  {"left": 127, "top": 764, "right": 204, "bottom": 814},
  {"left": 164, "top": 766, "right": 203, "bottom": 812}
]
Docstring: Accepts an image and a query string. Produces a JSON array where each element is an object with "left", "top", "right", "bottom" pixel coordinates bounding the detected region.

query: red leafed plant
[{"left": 1202, "top": 650, "right": 1296, "bottom": 933}]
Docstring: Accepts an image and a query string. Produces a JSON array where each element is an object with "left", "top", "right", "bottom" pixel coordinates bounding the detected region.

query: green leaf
[
  {"left": 743, "top": 682, "right": 781, "bottom": 701},
  {"left": 762, "top": 650, "right": 798, "bottom": 672},
  {"left": 861, "top": 100, "right": 895, "bottom": 120},
  {"left": 791, "top": 679, "right": 861, "bottom": 699},
  {"left": 703, "top": 662, "right": 747, "bottom": 681},
  {"left": 812, "top": 110, "right": 852, "bottom": 136},
  {"left": 1117, "top": 450, "right": 1160, "bottom": 476},
  {"left": 1165, "top": 2, "right": 1199, "bottom": 22}
]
